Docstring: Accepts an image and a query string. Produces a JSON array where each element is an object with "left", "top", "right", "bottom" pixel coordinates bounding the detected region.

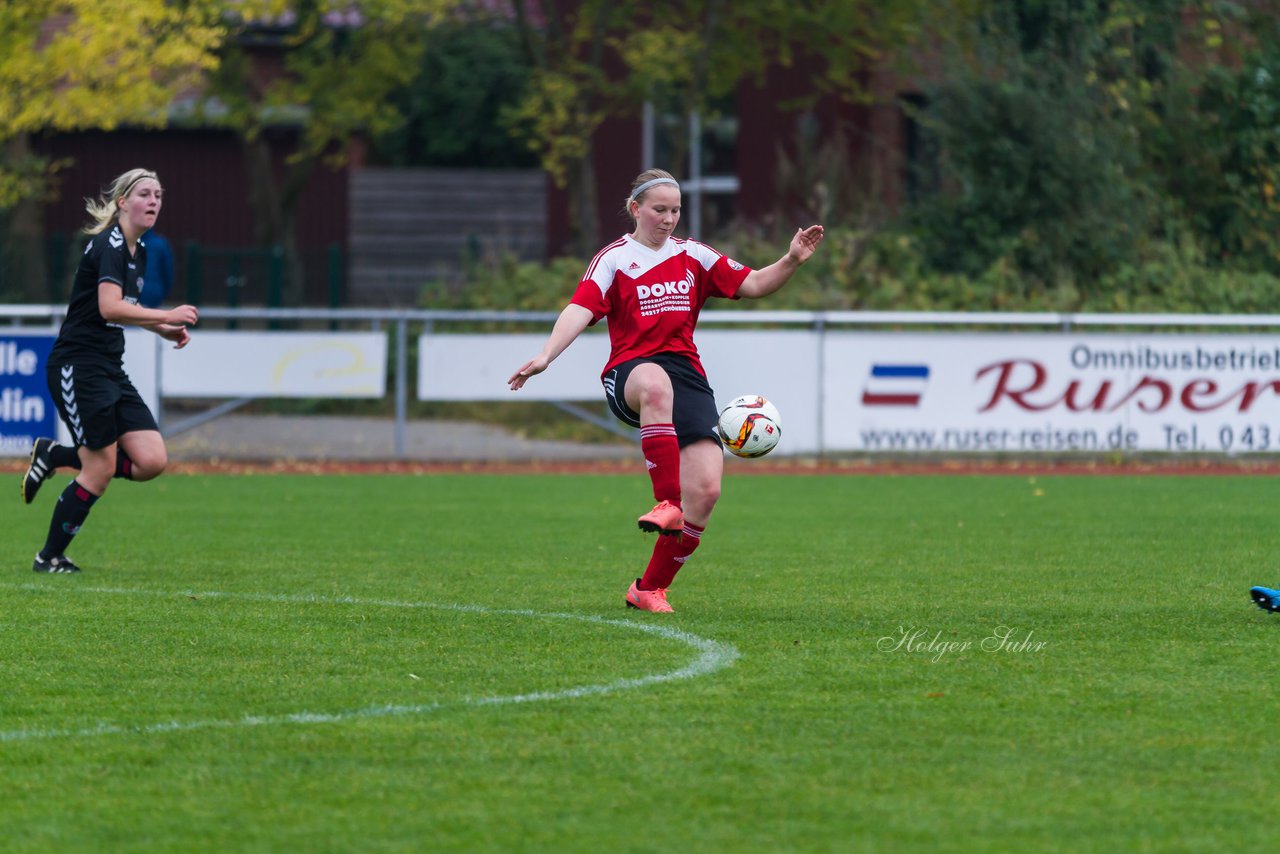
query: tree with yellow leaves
[{"left": 0, "top": 0, "right": 223, "bottom": 299}]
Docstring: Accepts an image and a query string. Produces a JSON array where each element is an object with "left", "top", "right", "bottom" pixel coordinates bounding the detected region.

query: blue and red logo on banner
[
  {"left": 1, "top": 335, "right": 57, "bottom": 456},
  {"left": 861, "top": 363, "right": 930, "bottom": 407}
]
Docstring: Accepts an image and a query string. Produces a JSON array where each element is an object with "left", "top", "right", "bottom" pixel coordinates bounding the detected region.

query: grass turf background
[{"left": 2, "top": 472, "right": 1276, "bottom": 851}]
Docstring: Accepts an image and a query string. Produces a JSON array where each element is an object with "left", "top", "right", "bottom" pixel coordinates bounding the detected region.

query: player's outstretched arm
[
  {"left": 508, "top": 303, "right": 594, "bottom": 391},
  {"left": 736, "top": 225, "right": 825, "bottom": 299},
  {"left": 98, "top": 282, "right": 199, "bottom": 329}
]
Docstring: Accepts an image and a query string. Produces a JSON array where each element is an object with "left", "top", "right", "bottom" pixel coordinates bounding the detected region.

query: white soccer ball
[{"left": 718, "top": 394, "right": 782, "bottom": 458}]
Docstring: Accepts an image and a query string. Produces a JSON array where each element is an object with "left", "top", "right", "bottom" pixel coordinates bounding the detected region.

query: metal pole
[
  {"left": 184, "top": 241, "right": 203, "bottom": 306},
  {"left": 47, "top": 232, "right": 66, "bottom": 304},
  {"left": 268, "top": 246, "right": 283, "bottom": 329},
  {"left": 154, "top": 333, "right": 164, "bottom": 432},
  {"left": 226, "top": 254, "right": 240, "bottom": 329},
  {"left": 642, "top": 101, "right": 655, "bottom": 170},
  {"left": 328, "top": 244, "right": 342, "bottom": 329},
  {"left": 816, "top": 315, "right": 827, "bottom": 458},
  {"left": 395, "top": 317, "right": 407, "bottom": 457},
  {"left": 688, "top": 111, "right": 702, "bottom": 240}
]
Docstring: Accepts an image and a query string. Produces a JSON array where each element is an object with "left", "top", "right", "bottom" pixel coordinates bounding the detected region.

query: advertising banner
[
  {"left": 419, "top": 333, "right": 611, "bottom": 402},
  {"left": 0, "top": 333, "right": 58, "bottom": 456},
  {"left": 423, "top": 330, "right": 1280, "bottom": 455},
  {"left": 1, "top": 330, "right": 160, "bottom": 455},
  {"left": 161, "top": 332, "right": 387, "bottom": 398},
  {"left": 827, "top": 332, "right": 1280, "bottom": 453},
  {"left": 419, "top": 330, "right": 823, "bottom": 452},
  {"left": 123, "top": 329, "right": 159, "bottom": 419}
]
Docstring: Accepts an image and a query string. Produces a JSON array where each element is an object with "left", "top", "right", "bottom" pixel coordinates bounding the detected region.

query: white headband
[{"left": 629, "top": 177, "right": 679, "bottom": 202}]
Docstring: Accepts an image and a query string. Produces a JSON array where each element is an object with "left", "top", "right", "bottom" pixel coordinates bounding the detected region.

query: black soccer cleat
[
  {"left": 22, "top": 437, "right": 56, "bottom": 505},
  {"left": 33, "top": 554, "right": 82, "bottom": 574}
]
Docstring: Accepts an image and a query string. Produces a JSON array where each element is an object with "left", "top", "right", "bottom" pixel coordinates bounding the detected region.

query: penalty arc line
[{"left": 0, "top": 584, "right": 741, "bottom": 743}]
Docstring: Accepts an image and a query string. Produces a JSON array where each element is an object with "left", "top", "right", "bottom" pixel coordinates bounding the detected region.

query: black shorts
[
  {"left": 46, "top": 361, "right": 158, "bottom": 451},
  {"left": 603, "top": 353, "right": 722, "bottom": 449}
]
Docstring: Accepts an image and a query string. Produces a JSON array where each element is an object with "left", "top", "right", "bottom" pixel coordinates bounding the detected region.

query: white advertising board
[
  {"left": 121, "top": 329, "right": 159, "bottom": 428},
  {"left": 419, "top": 330, "right": 822, "bottom": 452},
  {"left": 419, "top": 332, "right": 611, "bottom": 402},
  {"left": 422, "top": 329, "right": 1280, "bottom": 455},
  {"left": 161, "top": 332, "right": 387, "bottom": 398},
  {"left": 826, "top": 332, "right": 1280, "bottom": 453}
]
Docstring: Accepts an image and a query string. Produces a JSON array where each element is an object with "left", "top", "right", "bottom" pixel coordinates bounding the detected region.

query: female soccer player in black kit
[{"left": 21, "top": 168, "right": 199, "bottom": 573}]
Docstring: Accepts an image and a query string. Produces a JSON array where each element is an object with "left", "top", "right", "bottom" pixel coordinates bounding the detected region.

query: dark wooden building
[{"left": 28, "top": 23, "right": 920, "bottom": 307}]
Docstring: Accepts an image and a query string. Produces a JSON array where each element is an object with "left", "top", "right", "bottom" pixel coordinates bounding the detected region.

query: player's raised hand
[
  {"left": 789, "top": 225, "right": 824, "bottom": 264},
  {"left": 508, "top": 355, "right": 549, "bottom": 391}
]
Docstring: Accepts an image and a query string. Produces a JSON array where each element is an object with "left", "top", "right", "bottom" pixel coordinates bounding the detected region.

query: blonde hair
[
  {"left": 83, "top": 168, "right": 160, "bottom": 235},
  {"left": 622, "top": 168, "right": 679, "bottom": 223}
]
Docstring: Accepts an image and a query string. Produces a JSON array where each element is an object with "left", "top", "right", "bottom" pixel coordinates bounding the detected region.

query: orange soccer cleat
[
  {"left": 637, "top": 500, "right": 683, "bottom": 536},
  {"left": 626, "top": 579, "right": 674, "bottom": 613}
]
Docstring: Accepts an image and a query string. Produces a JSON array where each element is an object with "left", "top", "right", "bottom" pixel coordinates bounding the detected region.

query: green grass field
[{"left": 2, "top": 470, "right": 1278, "bottom": 851}]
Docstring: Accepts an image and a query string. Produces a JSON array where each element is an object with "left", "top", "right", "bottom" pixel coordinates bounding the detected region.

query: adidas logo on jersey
[{"left": 627, "top": 262, "right": 641, "bottom": 271}]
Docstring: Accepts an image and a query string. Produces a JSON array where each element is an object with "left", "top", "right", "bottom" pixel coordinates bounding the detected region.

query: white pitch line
[{"left": 0, "top": 584, "right": 740, "bottom": 743}]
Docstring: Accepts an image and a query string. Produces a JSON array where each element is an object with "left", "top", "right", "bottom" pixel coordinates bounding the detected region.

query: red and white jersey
[{"left": 571, "top": 234, "right": 752, "bottom": 377}]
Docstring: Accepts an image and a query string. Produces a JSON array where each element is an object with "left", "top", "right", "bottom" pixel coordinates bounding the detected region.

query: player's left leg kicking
[
  {"left": 629, "top": 362, "right": 685, "bottom": 536},
  {"left": 626, "top": 438, "right": 721, "bottom": 613}
]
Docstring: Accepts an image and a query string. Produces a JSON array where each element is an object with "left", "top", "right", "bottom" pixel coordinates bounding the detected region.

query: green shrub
[
  {"left": 1150, "top": 42, "right": 1280, "bottom": 274},
  {"left": 422, "top": 224, "right": 1280, "bottom": 316}
]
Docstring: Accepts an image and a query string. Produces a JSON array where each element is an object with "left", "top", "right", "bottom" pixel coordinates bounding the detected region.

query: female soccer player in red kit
[{"left": 509, "top": 168, "right": 823, "bottom": 611}]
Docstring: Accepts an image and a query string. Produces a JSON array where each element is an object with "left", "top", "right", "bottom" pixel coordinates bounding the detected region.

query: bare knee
[
  {"left": 117, "top": 431, "right": 169, "bottom": 481},
  {"left": 129, "top": 448, "right": 168, "bottom": 482},
  {"left": 636, "top": 383, "right": 673, "bottom": 414},
  {"left": 695, "top": 479, "right": 722, "bottom": 508},
  {"left": 683, "top": 477, "right": 721, "bottom": 521},
  {"left": 678, "top": 439, "right": 725, "bottom": 525},
  {"left": 626, "top": 365, "right": 674, "bottom": 420}
]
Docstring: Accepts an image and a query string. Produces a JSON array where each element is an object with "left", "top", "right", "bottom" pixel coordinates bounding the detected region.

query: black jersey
[{"left": 49, "top": 226, "right": 147, "bottom": 366}]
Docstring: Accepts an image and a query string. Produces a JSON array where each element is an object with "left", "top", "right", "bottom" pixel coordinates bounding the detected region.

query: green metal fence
[{"left": 1, "top": 234, "right": 344, "bottom": 310}]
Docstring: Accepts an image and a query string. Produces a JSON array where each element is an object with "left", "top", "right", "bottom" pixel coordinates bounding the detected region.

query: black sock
[
  {"left": 50, "top": 444, "right": 81, "bottom": 470},
  {"left": 114, "top": 450, "right": 133, "bottom": 480},
  {"left": 40, "top": 480, "right": 99, "bottom": 559}
]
